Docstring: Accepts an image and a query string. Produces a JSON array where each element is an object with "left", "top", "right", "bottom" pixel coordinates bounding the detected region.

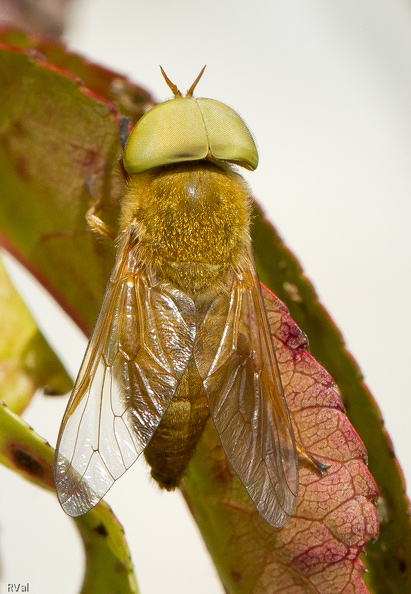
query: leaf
[
  {"left": 251, "top": 211, "right": 411, "bottom": 593},
  {"left": 0, "top": 35, "right": 124, "bottom": 334},
  {"left": 0, "top": 26, "right": 154, "bottom": 120},
  {"left": 0, "top": 401, "right": 139, "bottom": 594},
  {"left": 0, "top": 255, "right": 72, "bottom": 413},
  {"left": 182, "top": 285, "right": 378, "bottom": 593},
  {"left": 0, "top": 32, "right": 409, "bottom": 593}
]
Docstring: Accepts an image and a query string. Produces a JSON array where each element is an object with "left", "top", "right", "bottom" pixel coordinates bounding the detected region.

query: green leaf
[
  {"left": 0, "top": 256, "right": 72, "bottom": 413},
  {"left": 0, "top": 27, "right": 154, "bottom": 120},
  {"left": 0, "top": 37, "right": 122, "bottom": 333}
]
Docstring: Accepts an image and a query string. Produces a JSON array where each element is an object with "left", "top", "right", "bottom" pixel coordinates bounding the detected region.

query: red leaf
[{"left": 183, "top": 284, "right": 378, "bottom": 593}]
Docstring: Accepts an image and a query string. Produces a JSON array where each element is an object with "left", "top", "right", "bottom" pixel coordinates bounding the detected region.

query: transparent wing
[
  {"left": 54, "top": 229, "right": 196, "bottom": 516},
  {"left": 194, "top": 247, "right": 298, "bottom": 527}
]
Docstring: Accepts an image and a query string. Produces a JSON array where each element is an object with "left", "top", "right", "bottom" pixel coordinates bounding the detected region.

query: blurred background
[{"left": 1, "top": 1, "right": 411, "bottom": 592}]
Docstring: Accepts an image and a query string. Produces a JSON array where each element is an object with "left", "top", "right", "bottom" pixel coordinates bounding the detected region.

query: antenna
[
  {"left": 186, "top": 65, "right": 207, "bottom": 97},
  {"left": 159, "top": 66, "right": 182, "bottom": 97},
  {"left": 159, "top": 65, "right": 207, "bottom": 98}
]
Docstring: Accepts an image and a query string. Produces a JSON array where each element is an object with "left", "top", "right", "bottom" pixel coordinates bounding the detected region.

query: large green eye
[{"left": 123, "top": 96, "right": 258, "bottom": 174}]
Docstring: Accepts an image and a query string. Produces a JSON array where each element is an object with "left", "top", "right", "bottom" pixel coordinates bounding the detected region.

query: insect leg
[
  {"left": 83, "top": 173, "right": 117, "bottom": 240},
  {"left": 296, "top": 443, "right": 330, "bottom": 475},
  {"left": 85, "top": 205, "right": 116, "bottom": 240}
]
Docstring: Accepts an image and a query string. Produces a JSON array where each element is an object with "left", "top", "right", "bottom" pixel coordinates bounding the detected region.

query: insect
[{"left": 53, "top": 67, "right": 299, "bottom": 528}]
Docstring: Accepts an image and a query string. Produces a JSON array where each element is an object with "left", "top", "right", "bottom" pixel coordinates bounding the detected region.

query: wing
[
  {"left": 54, "top": 228, "right": 196, "bottom": 516},
  {"left": 194, "top": 247, "right": 298, "bottom": 528}
]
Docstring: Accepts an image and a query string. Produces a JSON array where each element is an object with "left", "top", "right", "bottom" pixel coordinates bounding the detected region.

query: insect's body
[
  {"left": 121, "top": 162, "right": 252, "bottom": 487},
  {"left": 54, "top": 68, "right": 300, "bottom": 527}
]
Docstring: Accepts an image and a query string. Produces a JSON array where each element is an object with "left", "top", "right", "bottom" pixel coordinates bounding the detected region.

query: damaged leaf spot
[
  {"left": 9, "top": 446, "right": 44, "bottom": 478},
  {"left": 93, "top": 522, "right": 109, "bottom": 537}
]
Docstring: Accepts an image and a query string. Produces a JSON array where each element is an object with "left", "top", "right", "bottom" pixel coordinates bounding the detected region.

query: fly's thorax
[{"left": 120, "top": 162, "right": 252, "bottom": 293}]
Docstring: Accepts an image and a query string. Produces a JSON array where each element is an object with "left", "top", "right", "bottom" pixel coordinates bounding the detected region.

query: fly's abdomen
[{"left": 143, "top": 358, "right": 209, "bottom": 489}]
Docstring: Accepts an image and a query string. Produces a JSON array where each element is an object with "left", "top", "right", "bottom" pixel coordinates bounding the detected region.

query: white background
[{"left": 1, "top": 1, "right": 411, "bottom": 593}]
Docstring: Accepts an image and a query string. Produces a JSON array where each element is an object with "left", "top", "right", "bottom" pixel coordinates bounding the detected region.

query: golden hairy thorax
[{"left": 120, "top": 162, "right": 252, "bottom": 294}]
